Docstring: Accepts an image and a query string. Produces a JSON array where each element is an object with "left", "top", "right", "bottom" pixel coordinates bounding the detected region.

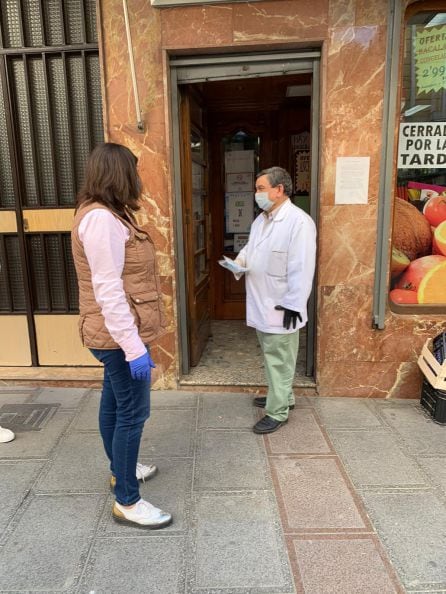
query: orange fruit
[
  {"left": 417, "top": 260, "right": 446, "bottom": 303},
  {"left": 434, "top": 220, "right": 446, "bottom": 256}
]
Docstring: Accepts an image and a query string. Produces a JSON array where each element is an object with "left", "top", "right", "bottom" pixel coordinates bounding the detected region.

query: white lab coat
[{"left": 235, "top": 199, "right": 316, "bottom": 334}]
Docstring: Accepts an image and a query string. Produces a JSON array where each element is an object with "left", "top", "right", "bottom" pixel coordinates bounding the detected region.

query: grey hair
[{"left": 256, "top": 167, "right": 293, "bottom": 197}]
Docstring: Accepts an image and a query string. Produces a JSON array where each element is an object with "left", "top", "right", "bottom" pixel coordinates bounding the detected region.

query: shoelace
[
  {"left": 136, "top": 462, "right": 152, "bottom": 483},
  {"left": 136, "top": 499, "right": 156, "bottom": 515}
]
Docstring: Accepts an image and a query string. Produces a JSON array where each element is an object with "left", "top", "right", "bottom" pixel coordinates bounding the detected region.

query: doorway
[{"left": 170, "top": 51, "right": 320, "bottom": 385}]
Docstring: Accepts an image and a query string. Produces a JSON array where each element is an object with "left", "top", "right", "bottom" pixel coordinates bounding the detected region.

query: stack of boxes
[{"left": 418, "top": 332, "right": 446, "bottom": 424}]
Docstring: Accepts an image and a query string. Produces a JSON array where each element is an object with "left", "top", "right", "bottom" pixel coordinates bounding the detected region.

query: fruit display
[
  {"left": 392, "top": 197, "right": 432, "bottom": 260},
  {"left": 390, "top": 194, "right": 446, "bottom": 305}
]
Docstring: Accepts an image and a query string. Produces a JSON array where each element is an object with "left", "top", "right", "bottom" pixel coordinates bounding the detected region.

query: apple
[
  {"left": 423, "top": 195, "right": 446, "bottom": 227},
  {"left": 395, "top": 254, "right": 446, "bottom": 291},
  {"left": 389, "top": 289, "right": 418, "bottom": 304}
]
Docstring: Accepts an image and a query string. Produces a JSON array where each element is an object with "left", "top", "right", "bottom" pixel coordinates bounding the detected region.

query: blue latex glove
[{"left": 129, "top": 352, "right": 156, "bottom": 381}]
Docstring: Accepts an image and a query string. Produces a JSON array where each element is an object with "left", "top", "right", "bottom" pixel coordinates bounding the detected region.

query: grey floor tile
[
  {"left": 72, "top": 392, "right": 101, "bottom": 431},
  {"left": 362, "top": 491, "right": 446, "bottom": 588},
  {"left": 329, "top": 429, "right": 426, "bottom": 487},
  {"left": 314, "top": 398, "right": 383, "bottom": 429},
  {"left": 191, "top": 492, "right": 294, "bottom": 593},
  {"left": 0, "top": 461, "right": 44, "bottom": 536},
  {"left": 0, "top": 412, "right": 74, "bottom": 459},
  {"left": 293, "top": 538, "right": 399, "bottom": 594},
  {"left": 32, "top": 387, "right": 89, "bottom": 409},
  {"left": 78, "top": 536, "right": 185, "bottom": 594},
  {"left": 139, "top": 409, "right": 196, "bottom": 457},
  {"left": 378, "top": 405, "right": 446, "bottom": 455},
  {"left": 35, "top": 432, "right": 109, "bottom": 493},
  {"left": 417, "top": 457, "right": 446, "bottom": 493},
  {"left": 100, "top": 457, "right": 193, "bottom": 535},
  {"left": 271, "top": 457, "right": 366, "bottom": 530},
  {"left": 195, "top": 430, "right": 269, "bottom": 491},
  {"left": 0, "top": 494, "right": 104, "bottom": 591},
  {"left": 267, "top": 409, "right": 331, "bottom": 454},
  {"left": 151, "top": 390, "right": 198, "bottom": 409},
  {"left": 199, "top": 392, "right": 257, "bottom": 428},
  {"left": 0, "top": 392, "right": 33, "bottom": 405}
]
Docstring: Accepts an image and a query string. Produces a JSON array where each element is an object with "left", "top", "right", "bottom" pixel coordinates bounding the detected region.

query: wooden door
[{"left": 180, "top": 86, "right": 211, "bottom": 366}]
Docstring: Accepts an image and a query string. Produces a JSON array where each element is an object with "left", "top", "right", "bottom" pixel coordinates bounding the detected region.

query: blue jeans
[{"left": 90, "top": 347, "right": 151, "bottom": 506}]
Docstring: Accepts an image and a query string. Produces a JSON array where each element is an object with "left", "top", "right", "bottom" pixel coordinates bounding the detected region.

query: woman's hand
[{"left": 129, "top": 352, "right": 156, "bottom": 381}]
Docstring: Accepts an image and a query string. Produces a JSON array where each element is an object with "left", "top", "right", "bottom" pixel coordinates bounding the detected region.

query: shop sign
[
  {"left": 416, "top": 25, "right": 446, "bottom": 94},
  {"left": 398, "top": 122, "right": 446, "bottom": 169},
  {"left": 151, "top": 0, "right": 261, "bottom": 6}
]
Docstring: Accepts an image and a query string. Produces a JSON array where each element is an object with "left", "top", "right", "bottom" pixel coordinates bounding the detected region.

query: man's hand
[
  {"left": 274, "top": 306, "right": 302, "bottom": 330},
  {"left": 129, "top": 352, "right": 156, "bottom": 381}
]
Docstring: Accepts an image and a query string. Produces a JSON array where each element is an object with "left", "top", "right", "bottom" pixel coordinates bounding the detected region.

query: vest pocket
[{"left": 129, "top": 291, "right": 161, "bottom": 331}]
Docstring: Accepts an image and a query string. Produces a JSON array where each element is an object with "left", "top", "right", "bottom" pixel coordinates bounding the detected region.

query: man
[{"left": 234, "top": 167, "right": 316, "bottom": 434}]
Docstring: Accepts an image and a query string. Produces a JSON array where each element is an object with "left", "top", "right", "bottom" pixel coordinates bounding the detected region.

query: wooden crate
[{"left": 418, "top": 339, "right": 446, "bottom": 391}]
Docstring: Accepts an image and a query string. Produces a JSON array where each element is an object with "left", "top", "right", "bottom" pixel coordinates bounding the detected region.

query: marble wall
[{"left": 99, "top": 0, "right": 443, "bottom": 397}]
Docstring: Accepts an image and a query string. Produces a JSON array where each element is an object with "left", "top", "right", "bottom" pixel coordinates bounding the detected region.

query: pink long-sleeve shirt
[{"left": 78, "top": 208, "right": 146, "bottom": 361}]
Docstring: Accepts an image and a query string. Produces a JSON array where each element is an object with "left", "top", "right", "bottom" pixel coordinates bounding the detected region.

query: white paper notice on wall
[
  {"left": 335, "top": 157, "right": 370, "bottom": 205},
  {"left": 225, "top": 150, "right": 254, "bottom": 173}
]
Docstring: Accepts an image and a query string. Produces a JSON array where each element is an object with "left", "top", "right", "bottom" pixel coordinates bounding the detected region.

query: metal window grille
[
  {"left": 0, "top": 0, "right": 102, "bottom": 315},
  {"left": 27, "top": 233, "right": 78, "bottom": 313},
  {"left": 0, "top": 234, "right": 26, "bottom": 312}
]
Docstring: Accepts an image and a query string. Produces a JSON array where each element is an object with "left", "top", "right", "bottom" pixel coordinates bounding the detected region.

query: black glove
[{"left": 274, "top": 305, "right": 302, "bottom": 330}]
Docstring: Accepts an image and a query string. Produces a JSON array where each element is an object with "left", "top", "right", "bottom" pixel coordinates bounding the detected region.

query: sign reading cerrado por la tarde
[{"left": 398, "top": 122, "right": 446, "bottom": 168}]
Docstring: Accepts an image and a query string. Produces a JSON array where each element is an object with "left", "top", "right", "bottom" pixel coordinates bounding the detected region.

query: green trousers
[{"left": 256, "top": 329, "right": 299, "bottom": 422}]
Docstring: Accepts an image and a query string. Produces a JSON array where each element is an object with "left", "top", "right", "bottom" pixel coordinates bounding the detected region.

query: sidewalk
[{"left": 0, "top": 387, "right": 445, "bottom": 593}]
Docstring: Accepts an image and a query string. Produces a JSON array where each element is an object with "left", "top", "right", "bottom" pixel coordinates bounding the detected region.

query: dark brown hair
[{"left": 76, "top": 143, "right": 142, "bottom": 217}]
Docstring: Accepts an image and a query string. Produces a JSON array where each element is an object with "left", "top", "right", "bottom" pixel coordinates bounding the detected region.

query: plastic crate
[
  {"left": 433, "top": 331, "right": 446, "bottom": 365},
  {"left": 418, "top": 339, "right": 446, "bottom": 391},
  {"left": 420, "top": 378, "right": 446, "bottom": 425}
]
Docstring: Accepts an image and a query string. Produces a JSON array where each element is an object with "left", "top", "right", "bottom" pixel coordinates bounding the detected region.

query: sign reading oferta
[
  {"left": 151, "top": 0, "right": 260, "bottom": 5},
  {"left": 416, "top": 25, "right": 446, "bottom": 94}
]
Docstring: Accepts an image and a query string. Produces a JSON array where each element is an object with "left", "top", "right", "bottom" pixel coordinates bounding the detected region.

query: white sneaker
[
  {"left": 112, "top": 498, "right": 172, "bottom": 528},
  {"left": 110, "top": 462, "right": 158, "bottom": 492},
  {"left": 0, "top": 426, "right": 15, "bottom": 443}
]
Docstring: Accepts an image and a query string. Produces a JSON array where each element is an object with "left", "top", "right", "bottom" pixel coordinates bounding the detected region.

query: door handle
[{"left": 23, "top": 218, "right": 29, "bottom": 231}]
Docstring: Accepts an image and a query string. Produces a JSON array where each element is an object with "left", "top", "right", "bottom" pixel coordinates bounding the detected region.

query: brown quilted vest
[{"left": 71, "top": 202, "right": 166, "bottom": 350}]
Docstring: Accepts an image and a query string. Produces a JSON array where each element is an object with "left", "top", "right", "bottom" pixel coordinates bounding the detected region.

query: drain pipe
[
  {"left": 123, "top": 0, "right": 145, "bottom": 131},
  {"left": 372, "top": 0, "right": 402, "bottom": 329}
]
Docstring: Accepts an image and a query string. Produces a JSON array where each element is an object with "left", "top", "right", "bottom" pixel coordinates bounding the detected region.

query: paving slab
[
  {"left": 195, "top": 429, "right": 269, "bottom": 491},
  {"left": 151, "top": 390, "right": 198, "bottom": 409},
  {"left": 376, "top": 404, "right": 446, "bottom": 456},
  {"left": 139, "top": 409, "right": 196, "bottom": 458},
  {"left": 78, "top": 536, "right": 185, "bottom": 594},
  {"left": 313, "top": 397, "right": 383, "bottom": 429},
  {"left": 271, "top": 457, "right": 367, "bottom": 531},
  {"left": 31, "top": 387, "right": 89, "bottom": 409},
  {"left": 328, "top": 429, "right": 427, "bottom": 488},
  {"left": 99, "top": 457, "right": 193, "bottom": 535},
  {"left": 0, "top": 493, "right": 104, "bottom": 591},
  {"left": 190, "top": 492, "right": 294, "bottom": 593},
  {"left": 72, "top": 391, "right": 101, "bottom": 431},
  {"left": 34, "top": 432, "right": 109, "bottom": 493},
  {"left": 0, "top": 391, "right": 33, "bottom": 404},
  {"left": 293, "top": 537, "right": 400, "bottom": 594},
  {"left": 198, "top": 392, "right": 257, "bottom": 428},
  {"left": 266, "top": 408, "right": 331, "bottom": 455},
  {"left": 0, "top": 411, "right": 75, "bottom": 459},
  {"left": 0, "top": 461, "right": 44, "bottom": 536},
  {"left": 416, "top": 457, "right": 446, "bottom": 494},
  {"left": 361, "top": 491, "right": 446, "bottom": 589}
]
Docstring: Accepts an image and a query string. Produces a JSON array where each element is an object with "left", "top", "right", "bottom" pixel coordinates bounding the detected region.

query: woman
[{"left": 71, "top": 142, "right": 172, "bottom": 529}]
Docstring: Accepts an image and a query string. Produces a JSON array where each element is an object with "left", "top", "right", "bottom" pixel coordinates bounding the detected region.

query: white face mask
[{"left": 255, "top": 192, "right": 274, "bottom": 211}]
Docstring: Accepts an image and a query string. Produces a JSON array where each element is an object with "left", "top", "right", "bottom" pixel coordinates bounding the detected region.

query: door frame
[{"left": 170, "top": 49, "right": 321, "bottom": 377}]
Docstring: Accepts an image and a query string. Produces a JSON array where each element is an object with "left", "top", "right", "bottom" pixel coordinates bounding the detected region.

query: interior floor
[{"left": 180, "top": 320, "right": 314, "bottom": 387}]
